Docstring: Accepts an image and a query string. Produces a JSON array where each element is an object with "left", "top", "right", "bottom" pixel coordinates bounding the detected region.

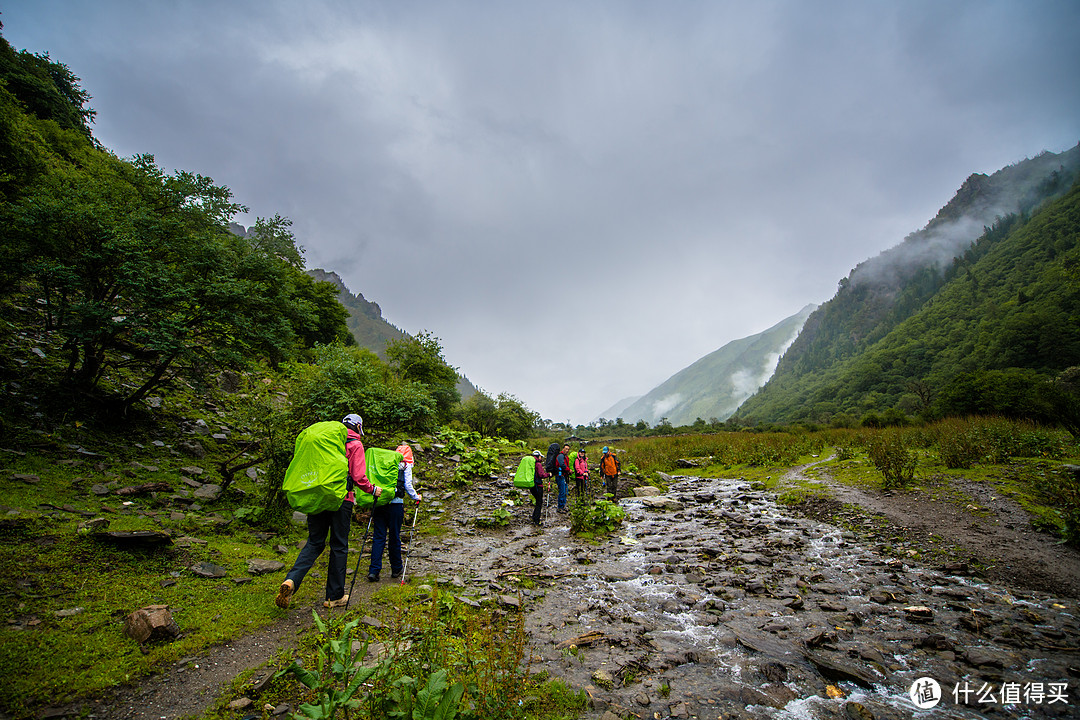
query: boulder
[
  {"left": 641, "top": 496, "right": 685, "bottom": 511},
  {"left": 633, "top": 486, "right": 662, "bottom": 497},
  {"left": 124, "top": 605, "right": 180, "bottom": 643}
]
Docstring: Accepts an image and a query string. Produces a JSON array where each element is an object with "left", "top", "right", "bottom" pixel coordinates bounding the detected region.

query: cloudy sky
[{"left": 5, "top": 1, "right": 1078, "bottom": 424}]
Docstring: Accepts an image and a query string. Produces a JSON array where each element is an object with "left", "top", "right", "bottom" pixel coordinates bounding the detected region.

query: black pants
[{"left": 530, "top": 485, "right": 544, "bottom": 523}]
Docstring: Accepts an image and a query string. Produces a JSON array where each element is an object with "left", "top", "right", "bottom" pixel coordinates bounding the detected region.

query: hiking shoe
[
  {"left": 323, "top": 595, "right": 349, "bottom": 609},
  {"left": 367, "top": 573, "right": 379, "bottom": 582},
  {"left": 275, "top": 579, "right": 294, "bottom": 609},
  {"left": 390, "top": 569, "right": 402, "bottom": 578}
]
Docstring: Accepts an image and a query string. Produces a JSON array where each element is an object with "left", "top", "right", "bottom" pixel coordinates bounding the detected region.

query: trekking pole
[
  {"left": 400, "top": 500, "right": 421, "bottom": 585},
  {"left": 345, "top": 512, "right": 373, "bottom": 610}
]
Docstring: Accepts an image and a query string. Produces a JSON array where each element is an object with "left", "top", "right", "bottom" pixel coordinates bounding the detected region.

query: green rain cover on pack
[
  {"left": 513, "top": 455, "right": 536, "bottom": 488},
  {"left": 356, "top": 447, "right": 404, "bottom": 509},
  {"left": 282, "top": 421, "right": 350, "bottom": 515}
]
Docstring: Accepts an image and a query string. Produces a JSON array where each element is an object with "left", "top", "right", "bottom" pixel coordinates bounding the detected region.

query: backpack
[
  {"left": 355, "top": 447, "right": 404, "bottom": 509},
  {"left": 601, "top": 452, "right": 618, "bottom": 476},
  {"left": 544, "top": 442, "right": 560, "bottom": 474},
  {"left": 513, "top": 456, "right": 537, "bottom": 488},
  {"left": 282, "top": 421, "right": 351, "bottom": 515}
]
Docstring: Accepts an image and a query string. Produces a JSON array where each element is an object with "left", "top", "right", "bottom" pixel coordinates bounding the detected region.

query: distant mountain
[
  {"left": 306, "top": 269, "right": 406, "bottom": 356},
  {"left": 595, "top": 396, "right": 643, "bottom": 423},
  {"left": 734, "top": 145, "right": 1080, "bottom": 425},
  {"left": 307, "top": 268, "right": 478, "bottom": 401},
  {"left": 608, "top": 304, "right": 817, "bottom": 427}
]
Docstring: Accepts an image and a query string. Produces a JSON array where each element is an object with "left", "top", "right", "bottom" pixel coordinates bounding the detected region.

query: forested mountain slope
[
  {"left": 735, "top": 166, "right": 1080, "bottom": 426},
  {"left": 614, "top": 304, "right": 816, "bottom": 427}
]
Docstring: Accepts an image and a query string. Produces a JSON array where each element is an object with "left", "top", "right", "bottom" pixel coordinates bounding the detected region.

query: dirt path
[{"left": 785, "top": 459, "right": 1080, "bottom": 598}]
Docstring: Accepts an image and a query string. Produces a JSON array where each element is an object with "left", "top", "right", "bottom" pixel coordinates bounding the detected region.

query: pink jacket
[{"left": 345, "top": 428, "right": 376, "bottom": 502}]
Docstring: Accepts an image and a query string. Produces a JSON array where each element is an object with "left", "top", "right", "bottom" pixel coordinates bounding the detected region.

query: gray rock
[
  {"left": 641, "top": 496, "right": 685, "bottom": 511},
  {"left": 247, "top": 558, "right": 286, "bottom": 575},
  {"left": 190, "top": 562, "right": 229, "bottom": 578},
  {"left": 634, "top": 486, "right": 662, "bottom": 497},
  {"left": 91, "top": 484, "right": 111, "bottom": 496},
  {"left": 193, "top": 484, "right": 221, "bottom": 500}
]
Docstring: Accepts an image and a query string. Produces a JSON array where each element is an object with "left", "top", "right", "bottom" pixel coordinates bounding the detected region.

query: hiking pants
[
  {"left": 369, "top": 502, "right": 405, "bottom": 576},
  {"left": 603, "top": 474, "right": 618, "bottom": 501},
  {"left": 555, "top": 473, "right": 568, "bottom": 509},
  {"left": 530, "top": 484, "right": 544, "bottom": 523},
  {"left": 286, "top": 499, "right": 353, "bottom": 601},
  {"left": 574, "top": 476, "right": 586, "bottom": 497}
]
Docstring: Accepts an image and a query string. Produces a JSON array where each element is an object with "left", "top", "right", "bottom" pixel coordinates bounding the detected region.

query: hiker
[
  {"left": 555, "top": 443, "right": 571, "bottom": 512},
  {"left": 276, "top": 414, "right": 382, "bottom": 609},
  {"left": 367, "top": 443, "right": 423, "bottom": 581},
  {"left": 573, "top": 446, "right": 590, "bottom": 497},
  {"left": 530, "top": 449, "right": 550, "bottom": 525},
  {"left": 599, "top": 446, "right": 621, "bottom": 500}
]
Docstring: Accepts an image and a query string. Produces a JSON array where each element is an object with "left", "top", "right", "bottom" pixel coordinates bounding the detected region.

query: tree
[
  {"left": 385, "top": 331, "right": 460, "bottom": 423},
  {"left": 8, "top": 152, "right": 346, "bottom": 414}
]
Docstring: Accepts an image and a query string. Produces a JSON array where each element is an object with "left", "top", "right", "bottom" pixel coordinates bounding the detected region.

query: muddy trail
[{"left": 82, "top": 466, "right": 1079, "bottom": 720}]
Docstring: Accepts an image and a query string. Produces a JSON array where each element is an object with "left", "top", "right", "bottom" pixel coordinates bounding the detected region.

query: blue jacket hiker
[
  {"left": 368, "top": 443, "right": 422, "bottom": 581},
  {"left": 555, "top": 444, "right": 570, "bottom": 512}
]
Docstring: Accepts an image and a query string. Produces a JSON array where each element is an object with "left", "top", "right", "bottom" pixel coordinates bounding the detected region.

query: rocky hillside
[{"left": 735, "top": 145, "right": 1080, "bottom": 425}]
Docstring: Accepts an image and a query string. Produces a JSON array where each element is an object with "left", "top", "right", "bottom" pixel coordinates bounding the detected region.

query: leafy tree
[{"left": 385, "top": 331, "right": 460, "bottom": 423}]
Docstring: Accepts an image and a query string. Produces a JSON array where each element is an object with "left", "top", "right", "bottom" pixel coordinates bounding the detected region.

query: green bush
[
  {"left": 867, "top": 432, "right": 916, "bottom": 490},
  {"left": 569, "top": 496, "right": 626, "bottom": 536}
]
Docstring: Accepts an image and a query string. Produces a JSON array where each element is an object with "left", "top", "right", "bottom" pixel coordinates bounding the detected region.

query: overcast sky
[{"left": 5, "top": 1, "right": 1078, "bottom": 424}]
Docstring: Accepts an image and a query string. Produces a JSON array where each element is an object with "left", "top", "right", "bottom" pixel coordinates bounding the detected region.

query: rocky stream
[{"left": 410, "top": 471, "right": 1080, "bottom": 720}]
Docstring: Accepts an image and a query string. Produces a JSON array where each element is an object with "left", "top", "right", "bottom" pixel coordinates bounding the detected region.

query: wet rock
[
  {"left": 844, "top": 701, "right": 874, "bottom": 720},
  {"left": 634, "top": 486, "right": 661, "bottom": 497},
  {"left": 962, "top": 647, "right": 1006, "bottom": 668},
  {"left": 591, "top": 668, "right": 614, "bottom": 690},
  {"left": 634, "top": 692, "right": 650, "bottom": 706},
  {"left": 641, "top": 496, "right": 685, "bottom": 511},
  {"left": 669, "top": 701, "right": 690, "bottom": 718},
  {"left": 903, "top": 605, "right": 934, "bottom": 622},
  {"left": 805, "top": 650, "right": 878, "bottom": 688}
]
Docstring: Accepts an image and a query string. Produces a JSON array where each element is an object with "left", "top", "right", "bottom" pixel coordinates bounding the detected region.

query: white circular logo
[{"left": 909, "top": 677, "right": 942, "bottom": 709}]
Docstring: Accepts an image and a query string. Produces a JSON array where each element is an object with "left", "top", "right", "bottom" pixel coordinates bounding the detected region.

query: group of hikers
[
  {"left": 516, "top": 441, "right": 622, "bottom": 525},
  {"left": 273, "top": 414, "right": 622, "bottom": 609}
]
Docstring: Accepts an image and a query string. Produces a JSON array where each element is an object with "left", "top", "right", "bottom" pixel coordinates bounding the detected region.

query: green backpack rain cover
[
  {"left": 513, "top": 455, "right": 536, "bottom": 488},
  {"left": 282, "top": 421, "right": 350, "bottom": 515},
  {"left": 356, "top": 447, "right": 404, "bottom": 510}
]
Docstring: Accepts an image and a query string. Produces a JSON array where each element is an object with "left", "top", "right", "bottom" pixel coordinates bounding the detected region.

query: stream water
[{"left": 417, "top": 475, "right": 1078, "bottom": 719}]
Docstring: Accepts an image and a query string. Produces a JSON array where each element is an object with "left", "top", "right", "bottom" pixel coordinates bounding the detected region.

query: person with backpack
[
  {"left": 514, "top": 449, "right": 550, "bottom": 525},
  {"left": 600, "top": 446, "right": 621, "bottom": 501},
  {"left": 554, "top": 443, "right": 571, "bottom": 512},
  {"left": 275, "top": 413, "right": 382, "bottom": 609},
  {"left": 367, "top": 443, "right": 422, "bottom": 582},
  {"left": 573, "top": 446, "right": 590, "bottom": 497}
]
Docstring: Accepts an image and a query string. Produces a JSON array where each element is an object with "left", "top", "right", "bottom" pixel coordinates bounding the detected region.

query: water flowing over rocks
[{"left": 410, "top": 475, "right": 1080, "bottom": 719}]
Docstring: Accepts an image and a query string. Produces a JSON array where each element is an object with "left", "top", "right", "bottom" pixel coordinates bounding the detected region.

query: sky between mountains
[{"left": 5, "top": 1, "right": 1079, "bottom": 423}]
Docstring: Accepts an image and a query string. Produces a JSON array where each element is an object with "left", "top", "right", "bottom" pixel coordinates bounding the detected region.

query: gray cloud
[{"left": 5, "top": 0, "right": 1078, "bottom": 423}]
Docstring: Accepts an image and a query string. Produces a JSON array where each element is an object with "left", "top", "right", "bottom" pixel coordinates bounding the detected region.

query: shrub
[
  {"left": 569, "top": 496, "right": 626, "bottom": 536},
  {"left": 867, "top": 432, "right": 916, "bottom": 490}
]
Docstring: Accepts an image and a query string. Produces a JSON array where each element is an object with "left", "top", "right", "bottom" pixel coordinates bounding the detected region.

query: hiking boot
[
  {"left": 323, "top": 595, "right": 349, "bottom": 609},
  {"left": 367, "top": 573, "right": 379, "bottom": 582},
  {"left": 275, "top": 579, "right": 294, "bottom": 609},
  {"left": 390, "top": 569, "right": 402, "bottom": 578}
]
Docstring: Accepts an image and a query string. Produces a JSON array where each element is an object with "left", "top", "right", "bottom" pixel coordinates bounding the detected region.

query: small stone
[{"left": 227, "top": 698, "right": 252, "bottom": 710}]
